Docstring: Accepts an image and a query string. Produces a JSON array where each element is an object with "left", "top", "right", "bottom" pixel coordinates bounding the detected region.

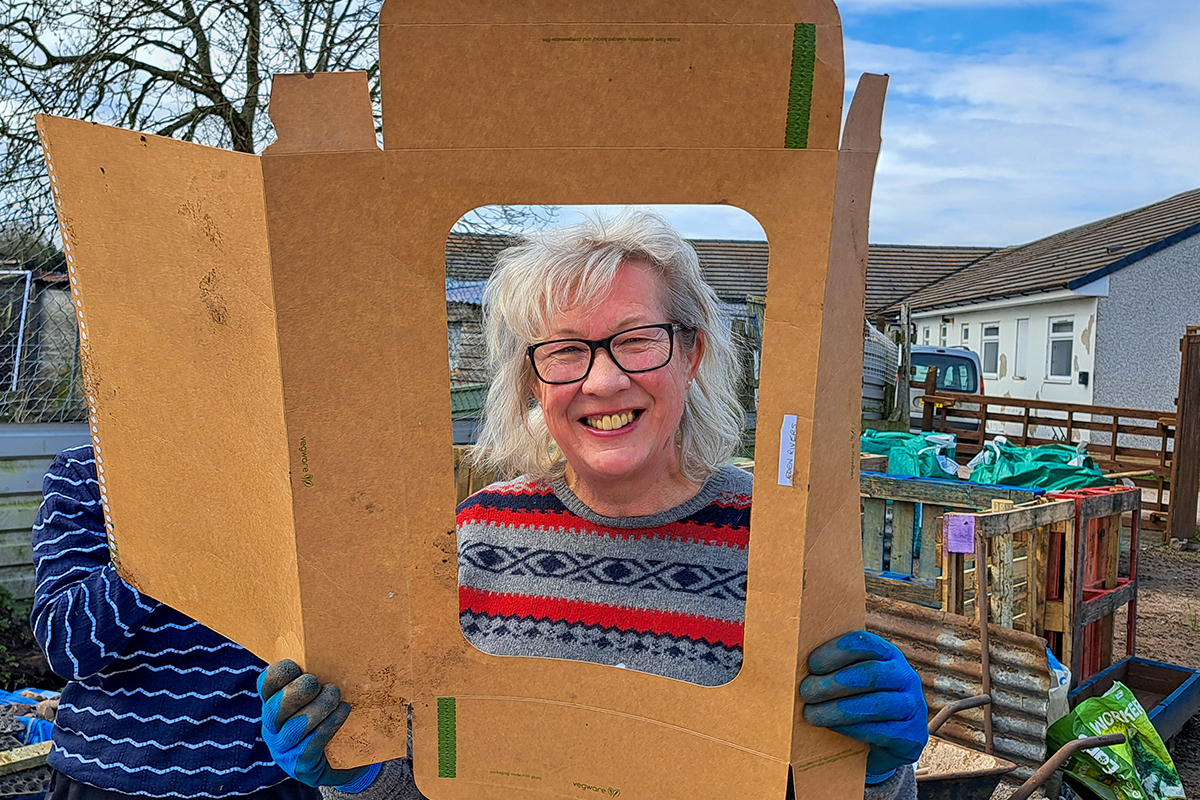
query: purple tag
[{"left": 945, "top": 515, "right": 976, "bottom": 554}]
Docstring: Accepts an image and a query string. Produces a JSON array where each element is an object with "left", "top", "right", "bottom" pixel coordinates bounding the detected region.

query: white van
[{"left": 909, "top": 345, "right": 984, "bottom": 431}]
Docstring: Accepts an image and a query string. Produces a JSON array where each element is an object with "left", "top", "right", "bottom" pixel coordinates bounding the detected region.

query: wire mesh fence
[{"left": 0, "top": 224, "right": 85, "bottom": 424}]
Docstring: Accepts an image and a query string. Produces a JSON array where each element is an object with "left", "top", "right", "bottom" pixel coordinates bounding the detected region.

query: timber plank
[
  {"left": 862, "top": 498, "right": 886, "bottom": 571},
  {"left": 918, "top": 506, "right": 940, "bottom": 580},
  {"left": 865, "top": 575, "right": 938, "bottom": 608},
  {"left": 970, "top": 501, "right": 1075, "bottom": 539},
  {"left": 1077, "top": 582, "right": 1137, "bottom": 629},
  {"left": 0, "top": 740, "right": 50, "bottom": 776},
  {"left": 890, "top": 502, "right": 916, "bottom": 576},
  {"left": 859, "top": 473, "right": 1035, "bottom": 508}
]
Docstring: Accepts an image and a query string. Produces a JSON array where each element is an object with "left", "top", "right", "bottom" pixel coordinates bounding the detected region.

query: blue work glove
[
  {"left": 258, "top": 660, "right": 381, "bottom": 792},
  {"left": 800, "top": 631, "right": 928, "bottom": 784}
]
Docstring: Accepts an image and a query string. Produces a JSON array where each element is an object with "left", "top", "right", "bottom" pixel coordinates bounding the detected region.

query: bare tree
[{"left": 0, "top": 0, "right": 554, "bottom": 234}]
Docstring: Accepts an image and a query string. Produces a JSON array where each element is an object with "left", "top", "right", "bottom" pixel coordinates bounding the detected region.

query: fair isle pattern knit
[
  {"left": 456, "top": 464, "right": 752, "bottom": 687},
  {"left": 32, "top": 446, "right": 294, "bottom": 798}
]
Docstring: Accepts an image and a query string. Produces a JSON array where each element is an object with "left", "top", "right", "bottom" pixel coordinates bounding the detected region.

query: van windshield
[{"left": 912, "top": 353, "right": 979, "bottom": 393}]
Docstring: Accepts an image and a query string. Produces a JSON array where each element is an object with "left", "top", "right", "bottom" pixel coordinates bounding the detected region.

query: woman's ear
[{"left": 529, "top": 368, "right": 545, "bottom": 405}]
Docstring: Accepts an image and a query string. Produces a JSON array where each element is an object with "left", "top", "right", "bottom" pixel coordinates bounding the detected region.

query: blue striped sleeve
[{"left": 30, "top": 446, "right": 160, "bottom": 681}]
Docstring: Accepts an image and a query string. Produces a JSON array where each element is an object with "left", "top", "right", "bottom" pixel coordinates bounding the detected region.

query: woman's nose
[{"left": 582, "top": 348, "right": 630, "bottom": 393}]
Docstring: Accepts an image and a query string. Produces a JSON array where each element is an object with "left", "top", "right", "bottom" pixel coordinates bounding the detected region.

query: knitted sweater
[
  {"left": 329, "top": 466, "right": 915, "bottom": 800},
  {"left": 32, "top": 446, "right": 305, "bottom": 798}
]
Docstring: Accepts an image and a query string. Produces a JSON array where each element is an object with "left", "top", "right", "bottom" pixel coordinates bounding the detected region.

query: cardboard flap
[
  {"left": 35, "top": 115, "right": 306, "bottom": 665},
  {"left": 381, "top": 0, "right": 843, "bottom": 25},
  {"left": 840, "top": 73, "right": 888, "bottom": 153},
  {"left": 788, "top": 74, "right": 888, "bottom": 768},
  {"left": 264, "top": 72, "right": 379, "bottom": 155},
  {"left": 379, "top": 0, "right": 845, "bottom": 150}
]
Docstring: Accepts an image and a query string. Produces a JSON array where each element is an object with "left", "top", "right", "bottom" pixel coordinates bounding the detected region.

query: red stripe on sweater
[
  {"left": 459, "top": 586, "right": 744, "bottom": 648},
  {"left": 457, "top": 506, "right": 749, "bottom": 550}
]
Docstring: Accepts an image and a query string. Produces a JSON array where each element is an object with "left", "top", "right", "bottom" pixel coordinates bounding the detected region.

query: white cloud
[{"left": 847, "top": 4, "right": 1200, "bottom": 245}]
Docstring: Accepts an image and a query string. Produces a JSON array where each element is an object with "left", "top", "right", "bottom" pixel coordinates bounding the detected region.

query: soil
[
  {"left": 989, "top": 546, "right": 1200, "bottom": 800},
  {"left": 920, "top": 737, "right": 1011, "bottom": 776},
  {"left": 0, "top": 608, "right": 63, "bottom": 693},
  {"left": 1126, "top": 547, "right": 1200, "bottom": 798}
]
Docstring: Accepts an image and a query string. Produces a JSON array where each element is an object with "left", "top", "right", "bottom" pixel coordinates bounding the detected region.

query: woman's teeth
[{"left": 585, "top": 412, "right": 635, "bottom": 431}]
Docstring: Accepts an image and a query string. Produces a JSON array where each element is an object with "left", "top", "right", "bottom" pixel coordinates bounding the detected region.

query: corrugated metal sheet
[
  {"left": 866, "top": 594, "right": 1052, "bottom": 781},
  {"left": 894, "top": 187, "right": 1200, "bottom": 314},
  {"left": 0, "top": 423, "right": 89, "bottom": 599}
]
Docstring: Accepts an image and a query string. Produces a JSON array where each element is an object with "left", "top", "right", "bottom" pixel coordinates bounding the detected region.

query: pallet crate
[{"left": 860, "top": 474, "right": 1038, "bottom": 607}]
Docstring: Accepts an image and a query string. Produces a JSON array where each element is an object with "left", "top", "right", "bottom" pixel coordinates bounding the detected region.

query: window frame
[
  {"left": 980, "top": 322, "right": 1001, "bottom": 378},
  {"left": 1013, "top": 318, "right": 1029, "bottom": 380},
  {"left": 1046, "top": 315, "right": 1075, "bottom": 382}
]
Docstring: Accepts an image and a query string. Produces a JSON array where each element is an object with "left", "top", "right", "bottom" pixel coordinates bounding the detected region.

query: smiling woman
[{"left": 459, "top": 211, "right": 751, "bottom": 685}]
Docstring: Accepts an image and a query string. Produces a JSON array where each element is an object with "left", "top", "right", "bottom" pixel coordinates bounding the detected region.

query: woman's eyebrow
[{"left": 551, "top": 315, "right": 653, "bottom": 339}]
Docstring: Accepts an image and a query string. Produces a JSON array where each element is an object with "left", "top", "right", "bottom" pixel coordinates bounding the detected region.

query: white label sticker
[{"left": 778, "top": 414, "right": 798, "bottom": 486}]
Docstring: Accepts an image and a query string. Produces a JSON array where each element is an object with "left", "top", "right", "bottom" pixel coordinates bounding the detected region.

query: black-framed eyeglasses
[{"left": 527, "top": 323, "right": 678, "bottom": 385}]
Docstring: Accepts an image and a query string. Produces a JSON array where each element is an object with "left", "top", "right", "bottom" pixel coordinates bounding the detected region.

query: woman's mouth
[{"left": 582, "top": 410, "right": 640, "bottom": 431}]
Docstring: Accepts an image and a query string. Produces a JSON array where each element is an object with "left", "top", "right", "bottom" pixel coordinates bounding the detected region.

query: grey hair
[{"left": 472, "top": 210, "right": 745, "bottom": 483}]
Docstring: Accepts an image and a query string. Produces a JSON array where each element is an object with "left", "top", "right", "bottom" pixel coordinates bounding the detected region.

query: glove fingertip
[{"left": 261, "top": 659, "right": 303, "bottom": 700}]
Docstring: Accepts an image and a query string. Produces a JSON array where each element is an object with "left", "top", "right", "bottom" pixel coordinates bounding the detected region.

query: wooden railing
[{"left": 918, "top": 384, "right": 1176, "bottom": 530}]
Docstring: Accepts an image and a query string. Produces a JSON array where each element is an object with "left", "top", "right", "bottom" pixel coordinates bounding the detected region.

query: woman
[{"left": 256, "top": 213, "right": 928, "bottom": 798}]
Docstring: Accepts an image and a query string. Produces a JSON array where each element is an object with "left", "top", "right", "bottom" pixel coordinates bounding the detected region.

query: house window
[
  {"left": 981, "top": 323, "right": 1000, "bottom": 376},
  {"left": 939, "top": 324, "right": 948, "bottom": 347},
  {"left": 961, "top": 323, "right": 970, "bottom": 346},
  {"left": 1014, "top": 318, "right": 1029, "bottom": 379},
  {"left": 923, "top": 326, "right": 931, "bottom": 345},
  {"left": 1048, "top": 317, "right": 1074, "bottom": 379}
]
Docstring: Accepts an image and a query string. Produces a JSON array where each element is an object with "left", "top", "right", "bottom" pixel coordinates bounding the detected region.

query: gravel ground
[
  {"left": 1129, "top": 547, "right": 1200, "bottom": 797},
  {"left": 986, "top": 546, "right": 1199, "bottom": 800}
]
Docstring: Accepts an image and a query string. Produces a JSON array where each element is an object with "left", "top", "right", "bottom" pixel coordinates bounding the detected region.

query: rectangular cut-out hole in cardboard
[{"left": 446, "top": 205, "right": 766, "bottom": 688}]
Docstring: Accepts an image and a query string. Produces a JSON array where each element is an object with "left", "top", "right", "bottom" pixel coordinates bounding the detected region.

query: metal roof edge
[{"left": 1066, "top": 219, "right": 1200, "bottom": 291}]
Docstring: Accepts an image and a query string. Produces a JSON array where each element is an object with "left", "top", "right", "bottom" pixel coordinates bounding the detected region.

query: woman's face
[{"left": 530, "top": 261, "right": 703, "bottom": 495}]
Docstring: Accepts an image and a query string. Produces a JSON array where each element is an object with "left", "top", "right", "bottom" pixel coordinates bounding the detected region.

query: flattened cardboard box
[{"left": 37, "top": 0, "right": 887, "bottom": 796}]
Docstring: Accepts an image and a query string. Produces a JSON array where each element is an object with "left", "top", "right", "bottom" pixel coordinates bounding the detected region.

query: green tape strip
[
  {"left": 785, "top": 24, "right": 818, "bottom": 149},
  {"left": 437, "top": 697, "right": 457, "bottom": 778}
]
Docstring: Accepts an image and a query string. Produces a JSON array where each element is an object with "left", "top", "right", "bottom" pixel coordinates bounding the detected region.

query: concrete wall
[
  {"left": 0, "top": 423, "right": 90, "bottom": 600},
  {"left": 1093, "top": 234, "right": 1200, "bottom": 413}
]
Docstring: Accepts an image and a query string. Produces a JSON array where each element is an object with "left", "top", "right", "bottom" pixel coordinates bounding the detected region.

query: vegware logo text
[{"left": 572, "top": 782, "right": 620, "bottom": 797}]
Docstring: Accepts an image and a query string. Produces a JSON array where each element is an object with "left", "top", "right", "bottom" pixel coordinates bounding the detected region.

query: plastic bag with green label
[{"left": 1046, "top": 681, "right": 1185, "bottom": 800}]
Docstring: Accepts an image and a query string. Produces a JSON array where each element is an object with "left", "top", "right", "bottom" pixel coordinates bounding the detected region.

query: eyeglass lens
[{"left": 532, "top": 326, "right": 673, "bottom": 383}]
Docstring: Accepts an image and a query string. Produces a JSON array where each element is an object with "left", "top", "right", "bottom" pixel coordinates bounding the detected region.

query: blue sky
[
  {"left": 841, "top": 0, "right": 1200, "bottom": 245},
  {"left": 463, "top": 1, "right": 1200, "bottom": 248}
]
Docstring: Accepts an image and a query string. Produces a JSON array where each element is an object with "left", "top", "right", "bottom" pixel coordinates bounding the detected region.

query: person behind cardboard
[
  {"left": 256, "top": 212, "right": 928, "bottom": 799},
  {"left": 30, "top": 444, "right": 322, "bottom": 800}
]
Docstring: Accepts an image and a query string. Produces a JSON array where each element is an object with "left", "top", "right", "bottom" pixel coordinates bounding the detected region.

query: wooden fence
[
  {"left": 918, "top": 330, "right": 1200, "bottom": 537},
  {"left": 0, "top": 423, "right": 90, "bottom": 600}
]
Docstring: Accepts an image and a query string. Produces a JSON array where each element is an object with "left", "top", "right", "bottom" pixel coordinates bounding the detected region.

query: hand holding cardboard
[
  {"left": 800, "top": 631, "right": 930, "bottom": 782},
  {"left": 259, "top": 660, "right": 381, "bottom": 792}
]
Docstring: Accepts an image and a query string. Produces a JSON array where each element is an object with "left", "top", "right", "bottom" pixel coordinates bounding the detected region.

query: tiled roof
[
  {"left": 447, "top": 233, "right": 966, "bottom": 309},
  {"left": 891, "top": 187, "right": 1200, "bottom": 314},
  {"left": 446, "top": 232, "right": 772, "bottom": 303},
  {"left": 865, "top": 245, "right": 996, "bottom": 316},
  {"left": 445, "top": 233, "right": 518, "bottom": 281}
]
